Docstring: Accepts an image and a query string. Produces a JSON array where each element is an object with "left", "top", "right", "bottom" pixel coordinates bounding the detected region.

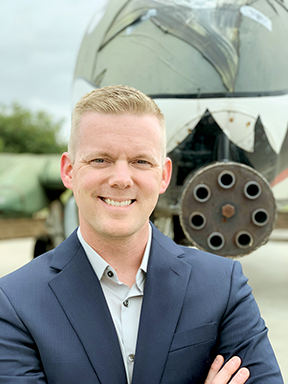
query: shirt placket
[{"left": 121, "top": 284, "right": 143, "bottom": 381}]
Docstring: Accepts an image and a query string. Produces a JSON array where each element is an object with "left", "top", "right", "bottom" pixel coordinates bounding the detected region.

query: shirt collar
[{"left": 77, "top": 225, "right": 152, "bottom": 284}]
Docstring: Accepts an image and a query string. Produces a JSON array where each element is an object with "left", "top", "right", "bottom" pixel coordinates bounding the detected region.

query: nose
[{"left": 108, "top": 161, "right": 133, "bottom": 189}]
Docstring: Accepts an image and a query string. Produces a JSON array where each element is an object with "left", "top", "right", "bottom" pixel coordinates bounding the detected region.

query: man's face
[{"left": 61, "top": 112, "right": 171, "bottom": 243}]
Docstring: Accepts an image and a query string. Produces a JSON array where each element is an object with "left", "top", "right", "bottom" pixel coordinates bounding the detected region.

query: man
[{"left": 0, "top": 86, "right": 283, "bottom": 383}]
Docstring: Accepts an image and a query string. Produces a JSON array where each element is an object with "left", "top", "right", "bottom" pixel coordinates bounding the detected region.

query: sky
[{"left": 0, "top": 1, "right": 107, "bottom": 143}]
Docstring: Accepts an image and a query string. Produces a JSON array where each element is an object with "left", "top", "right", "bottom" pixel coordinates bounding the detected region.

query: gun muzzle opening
[
  {"left": 252, "top": 209, "right": 269, "bottom": 226},
  {"left": 244, "top": 181, "right": 262, "bottom": 200},
  {"left": 218, "top": 170, "right": 236, "bottom": 189},
  {"left": 189, "top": 212, "right": 206, "bottom": 230},
  {"left": 207, "top": 232, "right": 225, "bottom": 251},
  {"left": 235, "top": 231, "right": 254, "bottom": 249},
  {"left": 193, "top": 184, "right": 211, "bottom": 202}
]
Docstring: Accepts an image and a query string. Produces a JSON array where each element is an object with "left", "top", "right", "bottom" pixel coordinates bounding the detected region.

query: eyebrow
[
  {"left": 84, "top": 151, "right": 112, "bottom": 160},
  {"left": 85, "top": 151, "right": 159, "bottom": 164}
]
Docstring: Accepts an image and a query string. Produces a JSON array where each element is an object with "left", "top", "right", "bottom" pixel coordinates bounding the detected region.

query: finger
[
  {"left": 230, "top": 367, "right": 250, "bottom": 384},
  {"left": 205, "top": 355, "right": 225, "bottom": 383},
  {"left": 208, "top": 356, "right": 242, "bottom": 384}
]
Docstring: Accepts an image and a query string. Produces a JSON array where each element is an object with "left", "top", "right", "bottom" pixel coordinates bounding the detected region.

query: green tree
[{"left": 0, "top": 103, "right": 67, "bottom": 153}]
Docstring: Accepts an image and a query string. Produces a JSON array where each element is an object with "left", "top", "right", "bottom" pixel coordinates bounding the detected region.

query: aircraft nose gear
[{"left": 179, "top": 162, "right": 276, "bottom": 257}]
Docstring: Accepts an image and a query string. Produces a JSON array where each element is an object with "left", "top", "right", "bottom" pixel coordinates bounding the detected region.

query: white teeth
[{"left": 103, "top": 198, "right": 133, "bottom": 207}]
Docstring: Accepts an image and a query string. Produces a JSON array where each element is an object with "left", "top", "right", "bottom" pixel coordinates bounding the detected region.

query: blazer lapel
[
  {"left": 48, "top": 232, "right": 127, "bottom": 384},
  {"left": 132, "top": 225, "right": 192, "bottom": 384}
]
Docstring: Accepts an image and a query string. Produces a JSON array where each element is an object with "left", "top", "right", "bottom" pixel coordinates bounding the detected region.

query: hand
[{"left": 205, "top": 355, "right": 250, "bottom": 384}]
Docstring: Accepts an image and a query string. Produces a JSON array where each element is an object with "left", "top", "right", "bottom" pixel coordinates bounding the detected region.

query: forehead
[
  {"left": 79, "top": 111, "right": 161, "bottom": 136},
  {"left": 77, "top": 112, "right": 163, "bottom": 154}
]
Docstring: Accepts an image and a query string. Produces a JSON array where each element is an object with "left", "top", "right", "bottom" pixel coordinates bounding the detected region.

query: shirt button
[
  {"left": 123, "top": 299, "right": 131, "bottom": 307},
  {"left": 107, "top": 270, "right": 114, "bottom": 278},
  {"left": 128, "top": 354, "right": 135, "bottom": 363}
]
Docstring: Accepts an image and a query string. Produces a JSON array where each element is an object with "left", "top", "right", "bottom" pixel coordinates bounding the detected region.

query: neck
[{"left": 80, "top": 223, "right": 150, "bottom": 287}]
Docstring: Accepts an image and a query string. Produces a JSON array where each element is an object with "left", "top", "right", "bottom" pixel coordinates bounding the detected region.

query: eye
[
  {"left": 132, "top": 159, "right": 152, "bottom": 168},
  {"left": 90, "top": 158, "right": 108, "bottom": 166},
  {"left": 93, "top": 158, "right": 105, "bottom": 163}
]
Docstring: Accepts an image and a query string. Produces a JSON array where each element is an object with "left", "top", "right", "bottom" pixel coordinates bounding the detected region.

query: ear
[
  {"left": 159, "top": 157, "right": 172, "bottom": 194},
  {"left": 60, "top": 152, "right": 74, "bottom": 190}
]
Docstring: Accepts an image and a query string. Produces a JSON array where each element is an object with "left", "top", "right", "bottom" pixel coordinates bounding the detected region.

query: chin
[{"left": 99, "top": 221, "right": 147, "bottom": 239}]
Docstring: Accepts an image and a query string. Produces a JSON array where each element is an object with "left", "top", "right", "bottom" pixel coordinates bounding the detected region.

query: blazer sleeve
[
  {"left": 0, "top": 287, "right": 47, "bottom": 383},
  {"left": 217, "top": 260, "right": 284, "bottom": 383}
]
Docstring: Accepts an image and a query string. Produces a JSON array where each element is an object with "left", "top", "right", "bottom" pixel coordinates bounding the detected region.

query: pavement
[{"left": 0, "top": 231, "right": 287, "bottom": 381}]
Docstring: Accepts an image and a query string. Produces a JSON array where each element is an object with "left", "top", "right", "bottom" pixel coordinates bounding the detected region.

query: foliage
[{"left": 0, "top": 103, "right": 67, "bottom": 154}]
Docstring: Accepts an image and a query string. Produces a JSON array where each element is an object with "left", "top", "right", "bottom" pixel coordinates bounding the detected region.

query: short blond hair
[{"left": 69, "top": 85, "right": 166, "bottom": 163}]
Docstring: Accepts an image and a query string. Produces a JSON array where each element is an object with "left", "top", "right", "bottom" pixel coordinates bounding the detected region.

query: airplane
[
  {"left": 1, "top": 0, "right": 288, "bottom": 258},
  {"left": 0, "top": 153, "right": 64, "bottom": 217},
  {"left": 70, "top": 0, "right": 288, "bottom": 257},
  {"left": 0, "top": 153, "right": 66, "bottom": 255}
]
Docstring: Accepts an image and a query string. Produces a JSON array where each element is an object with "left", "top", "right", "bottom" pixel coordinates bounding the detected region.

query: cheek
[
  {"left": 142, "top": 175, "right": 163, "bottom": 196},
  {"left": 73, "top": 169, "right": 100, "bottom": 190},
  {"left": 71, "top": 178, "right": 92, "bottom": 206}
]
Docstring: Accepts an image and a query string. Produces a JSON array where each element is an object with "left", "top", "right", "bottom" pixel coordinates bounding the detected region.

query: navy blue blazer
[{"left": 0, "top": 224, "right": 283, "bottom": 383}]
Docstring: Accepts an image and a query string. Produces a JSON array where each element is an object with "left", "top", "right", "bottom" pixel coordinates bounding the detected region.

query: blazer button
[{"left": 128, "top": 354, "right": 135, "bottom": 363}]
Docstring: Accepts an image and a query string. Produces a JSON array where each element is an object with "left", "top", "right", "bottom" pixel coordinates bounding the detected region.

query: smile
[{"left": 100, "top": 197, "right": 135, "bottom": 207}]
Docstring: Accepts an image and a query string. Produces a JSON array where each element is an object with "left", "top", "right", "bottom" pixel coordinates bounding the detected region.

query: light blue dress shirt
[{"left": 77, "top": 225, "right": 152, "bottom": 384}]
